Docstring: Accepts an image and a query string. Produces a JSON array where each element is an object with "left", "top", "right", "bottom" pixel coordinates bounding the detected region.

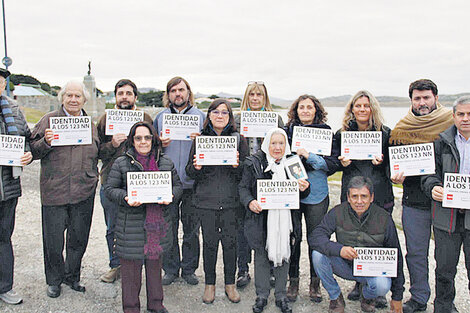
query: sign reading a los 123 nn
[
  {"left": 161, "top": 114, "right": 201, "bottom": 141},
  {"left": 291, "top": 126, "right": 333, "bottom": 156},
  {"left": 196, "top": 136, "right": 238, "bottom": 166},
  {"left": 341, "top": 131, "right": 382, "bottom": 160},
  {"left": 389, "top": 143, "right": 435, "bottom": 176},
  {"left": 353, "top": 247, "right": 398, "bottom": 277},
  {"left": 240, "top": 111, "right": 278, "bottom": 138},
  {"left": 50, "top": 116, "right": 92, "bottom": 146},
  {"left": 105, "top": 109, "right": 144, "bottom": 136},
  {"left": 0, "top": 135, "right": 25, "bottom": 166},
  {"left": 257, "top": 180, "right": 299, "bottom": 210},
  {"left": 443, "top": 173, "right": 470, "bottom": 209},
  {"left": 127, "top": 171, "right": 173, "bottom": 203}
]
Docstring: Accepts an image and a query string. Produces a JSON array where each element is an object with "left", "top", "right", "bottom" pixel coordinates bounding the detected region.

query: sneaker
[
  {"left": 236, "top": 271, "right": 251, "bottom": 289},
  {"left": 162, "top": 273, "right": 178, "bottom": 286},
  {"left": 329, "top": 293, "right": 345, "bottom": 313},
  {"left": 100, "top": 266, "right": 120, "bottom": 283},
  {"left": 182, "top": 273, "right": 199, "bottom": 285},
  {"left": 0, "top": 289, "right": 23, "bottom": 305},
  {"left": 403, "top": 299, "right": 427, "bottom": 313}
]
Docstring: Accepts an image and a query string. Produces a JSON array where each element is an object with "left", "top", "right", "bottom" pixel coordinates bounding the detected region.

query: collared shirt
[
  {"left": 455, "top": 131, "right": 470, "bottom": 174},
  {"left": 63, "top": 107, "right": 83, "bottom": 117}
]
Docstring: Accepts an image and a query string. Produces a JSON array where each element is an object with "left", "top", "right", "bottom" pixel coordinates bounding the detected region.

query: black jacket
[
  {"left": 104, "top": 148, "right": 183, "bottom": 260},
  {"left": 186, "top": 125, "right": 248, "bottom": 210},
  {"left": 238, "top": 150, "right": 310, "bottom": 250}
]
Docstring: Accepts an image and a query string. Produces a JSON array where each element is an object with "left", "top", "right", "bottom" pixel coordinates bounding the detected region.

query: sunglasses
[
  {"left": 210, "top": 110, "right": 230, "bottom": 116},
  {"left": 248, "top": 81, "right": 265, "bottom": 86},
  {"left": 134, "top": 135, "right": 153, "bottom": 142}
]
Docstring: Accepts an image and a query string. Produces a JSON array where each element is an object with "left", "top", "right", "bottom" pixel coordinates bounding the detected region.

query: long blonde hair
[
  {"left": 341, "top": 90, "right": 384, "bottom": 131},
  {"left": 240, "top": 83, "right": 273, "bottom": 111}
]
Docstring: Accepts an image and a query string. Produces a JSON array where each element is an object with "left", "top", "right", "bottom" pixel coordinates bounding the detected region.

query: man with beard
[
  {"left": 389, "top": 79, "right": 453, "bottom": 313},
  {"left": 97, "top": 79, "right": 153, "bottom": 283},
  {"left": 153, "top": 77, "right": 205, "bottom": 285}
]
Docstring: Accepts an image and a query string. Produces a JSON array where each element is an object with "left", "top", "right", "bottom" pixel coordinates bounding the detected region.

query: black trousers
[
  {"left": 0, "top": 198, "right": 18, "bottom": 294},
  {"left": 163, "top": 189, "right": 200, "bottom": 276},
  {"left": 41, "top": 195, "right": 94, "bottom": 286},
  {"left": 289, "top": 197, "right": 329, "bottom": 279},
  {"left": 433, "top": 213, "right": 470, "bottom": 313},
  {"left": 237, "top": 208, "right": 252, "bottom": 273},
  {"left": 199, "top": 207, "right": 238, "bottom": 285}
]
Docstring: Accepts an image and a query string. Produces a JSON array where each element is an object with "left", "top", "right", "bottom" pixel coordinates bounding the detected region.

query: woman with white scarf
[{"left": 239, "top": 128, "right": 310, "bottom": 313}]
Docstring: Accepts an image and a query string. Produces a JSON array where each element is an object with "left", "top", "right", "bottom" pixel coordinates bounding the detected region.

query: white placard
[
  {"left": 389, "top": 143, "right": 435, "bottom": 177},
  {"left": 0, "top": 135, "right": 25, "bottom": 166},
  {"left": 196, "top": 136, "right": 238, "bottom": 165},
  {"left": 443, "top": 173, "right": 470, "bottom": 209},
  {"left": 284, "top": 155, "right": 308, "bottom": 180},
  {"left": 127, "top": 171, "right": 172, "bottom": 203},
  {"left": 50, "top": 116, "right": 92, "bottom": 146},
  {"left": 105, "top": 109, "right": 144, "bottom": 135},
  {"left": 292, "top": 126, "right": 333, "bottom": 156},
  {"left": 161, "top": 114, "right": 201, "bottom": 141},
  {"left": 240, "top": 111, "right": 278, "bottom": 138},
  {"left": 353, "top": 247, "right": 398, "bottom": 277},
  {"left": 341, "top": 131, "right": 382, "bottom": 160},
  {"left": 257, "top": 180, "right": 299, "bottom": 210}
]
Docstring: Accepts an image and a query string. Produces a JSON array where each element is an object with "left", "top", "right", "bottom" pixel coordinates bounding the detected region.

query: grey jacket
[{"left": 422, "top": 125, "right": 470, "bottom": 233}]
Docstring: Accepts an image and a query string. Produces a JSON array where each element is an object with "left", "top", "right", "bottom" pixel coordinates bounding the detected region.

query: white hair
[{"left": 57, "top": 80, "right": 90, "bottom": 104}]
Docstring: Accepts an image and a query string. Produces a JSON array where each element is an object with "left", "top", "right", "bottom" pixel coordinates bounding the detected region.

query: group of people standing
[{"left": 0, "top": 69, "right": 469, "bottom": 313}]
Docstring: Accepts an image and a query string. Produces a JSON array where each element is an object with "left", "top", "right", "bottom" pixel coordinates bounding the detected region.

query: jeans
[
  {"left": 0, "top": 198, "right": 18, "bottom": 294},
  {"left": 312, "top": 250, "right": 391, "bottom": 300},
  {"left": 100, "top": 186, "right": 120, "bottom": 269},
  {"left": 402, "top": 205, "right": 432, "bottom": 304}
]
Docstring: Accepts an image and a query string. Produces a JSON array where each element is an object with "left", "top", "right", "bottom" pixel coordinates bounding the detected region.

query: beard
[
  {"left": 171, "top": 97, "right": 189, "bottom": 108},
  {"left": 117, "top": 101, "right": 135, "bottom": 109},
  {"left": 412, "top": 101, "right": 437, "bottom": 116}
]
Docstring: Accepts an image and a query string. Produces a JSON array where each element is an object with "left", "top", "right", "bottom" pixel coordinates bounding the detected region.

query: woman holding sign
[
  {"left": 331, "top": 90, "right": 394, "bottom": 305},
  {"left": 283, "top": 94, "right": 337, "bottom": 302},
  {"left": 105, "top": 121, "right": 182, "bottom": 313},
  {"left": 239, "top": 128, "right": 310, "bottom": 313},
  {"left": 186, "top": 98, "right": 248, "bottom": 304}
]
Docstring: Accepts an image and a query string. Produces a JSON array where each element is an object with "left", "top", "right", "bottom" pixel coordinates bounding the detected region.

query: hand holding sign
[
  {"left": 125, "top": 196, "right": 142, "bottom": 207},
  {"left": 111, "top": 133, "right": 127, "bottom": 148},
  {"left": 45, "top": 129, "right": 54, "bottom": 145},
  {"left": 193, "top": 155, "right": 202, "bottom": 170},
  {"left": 340, "top": 246, "right": 358, "bottom": 260},
  {"left": 432, "top": 186, "right": 444, "bottom": 202},
  {"left": 20, "top": 152, "right": 33, "bottom": 166},
  {"left": 248, "top": 199, "right": 262, "bottom": 214},
  {"left": 338, "top": 155, "right": 352, "bottom": 167}
]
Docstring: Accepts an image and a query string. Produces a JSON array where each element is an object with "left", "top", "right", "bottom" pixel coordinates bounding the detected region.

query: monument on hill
[{"left": 83, "top": 61, "right": 104, "bottom": 119}]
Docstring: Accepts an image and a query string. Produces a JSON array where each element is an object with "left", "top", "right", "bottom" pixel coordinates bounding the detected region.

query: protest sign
[
  {"left": 240, "top": 111, "right": 278, "bottom": 138},
  {"left": 105, "top": 109, "right": 144, "bottom": 135},
  {"left": 443, "top": 173, "right": 470, "bottom": 209},
  {"left": 127, "top": 171, "right": 173, "bottom": 203},
  {"left": 341, "top": 131, "right": 382, "bottom": 160},
  {"left": 389, "top": 143, "right": 435, "bottom": 176},
  {"left": 0, "top": 135, "right": 25, "bottom": 166},
  {"left": 257, "top": 180, "right": 299, "bottom": 210},
  {"left": 353, "top": 247, "right": 398, "bottom": 277},
  {"left": 292, "top": 126, "right": 333, "bottom": 156},
  {"left": 50, "top": 116, "right": 92, "bottom": 146},
  {"left": 161, "top": 114, "right": 201, "bottom": 140},
  {"left": 285, "top": 155, "right": 308, "bottom": 180},
  {"left": 196, "top": 136, "right": 238, "bottom": 165}
]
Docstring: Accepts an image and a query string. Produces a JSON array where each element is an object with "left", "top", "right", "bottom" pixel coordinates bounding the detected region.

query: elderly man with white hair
[{"left": 31, "top": 81, "right": 100, "bottom": 299}]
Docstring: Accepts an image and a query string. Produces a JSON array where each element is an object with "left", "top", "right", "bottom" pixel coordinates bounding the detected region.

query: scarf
[
  {"left": 1, "top": 95, "right": 22, "bottom": 178},
  {"left": 261, "top": 128, "right": 293, "bottom": 267},
  {"left": 135, "top": 151, "right": 168, "bottom": 260},
  {"left": 389, "top": 103, "right": 453, "bottom": 145}
]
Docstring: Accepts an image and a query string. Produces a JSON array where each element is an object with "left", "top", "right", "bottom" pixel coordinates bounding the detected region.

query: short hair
[
  {"left": 114, "top": 79, "right": 138, "bottom": 97},
  {"left": 287, "top": 94, "right": 328, "bottom": 127},
  {"left": 341, "top": 90, "right": 384, "bottom": 131},
  {"left": 453, "top": 95, "right": 470, "bottom": 113},
  {"left": 203, "top": 98, "right": 237, "bottom": 131},
  {"left": 57, "top": 81, "right": 90, "bottom": 104},
  {"left": 347, "top": 176, "right": 374, "bottom": 196},
  {"left": 126, "top": 121, "right": 161, "bottom": 154},
  {"left": 240, "top": 82, "right": 273, "bottom": 111},
  {"left": 162, "top": 76, "right": 194, "bottom": 107},
  {"left": 408, "top": 79, "right": 438, "bottom": 99}
]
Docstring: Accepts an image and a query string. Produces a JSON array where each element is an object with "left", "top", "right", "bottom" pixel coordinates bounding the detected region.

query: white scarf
[{"left": 261, "top": 128, "right": 293, "bottom": 267}]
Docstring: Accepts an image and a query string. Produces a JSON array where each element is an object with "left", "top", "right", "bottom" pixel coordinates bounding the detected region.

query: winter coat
[{"left": 104, "top": 148, "right": 183, "bottom": 260}]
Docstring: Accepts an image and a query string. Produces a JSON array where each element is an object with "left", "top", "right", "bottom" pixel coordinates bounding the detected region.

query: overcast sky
[{"left": 3, "top": 0, "right": 469, "bottom": 99}]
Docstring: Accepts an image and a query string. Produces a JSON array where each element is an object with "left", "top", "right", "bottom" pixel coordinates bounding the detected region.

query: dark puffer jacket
[
  {"left": 0, "top": 99, "right": 31, "bottom": 202},
  {"left": 238, "top": 150, "right": 310, "bottom": 250},
  {"left": 104, "top": 148, "right": 183, "bottom": 260}
]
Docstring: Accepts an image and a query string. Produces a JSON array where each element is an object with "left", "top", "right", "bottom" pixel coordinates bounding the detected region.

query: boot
[
  {"left": 99, "top": 266, "right": 120, "bottom": 283},
  {"left": 309, "top": 277, "right": 322, "bottom": 302},
  {"left": 347, "top": 281, "right": 361, "bottom": 301},
  {"left": 225, "top": 284, "right": 240, "bottom": 303},
  {"left": 329, "top": 293, "right": 345, "bottom": 313},
  {"left": 202, "top": 284, "right": 215, "bottom": 304},
  {"left": 286, "top": 277, "right": 299, "bottom": 302}
]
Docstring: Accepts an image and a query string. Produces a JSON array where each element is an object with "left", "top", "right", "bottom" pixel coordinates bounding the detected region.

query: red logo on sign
[
  {"left": 261, "top": 198, "right": 266, "bottom": 203},
  {"left": 109, "top": 125, "right": 114, "bottom": 130},
  {"left": 344, "top": 148, "right": 350, "bottom": 153},
  {"left": 53, "top": 134, "right": 59, "bottom": 140},
  {"left": 199, "top": 154, "right": 204, "bottom": 159},
  {"left": 394, "top": 165, "right": 399, "bottom": 170},
  {"left": 243, "top": 127, "right": 248, "bottom": 131},
  {"left": 357, "top": 265, "right": 362, "bottom": 270},
  {"left": 165, "top": 129, "right": 170, "bottom": 134},
  {"left": 295, "top": 142, "right": 300, "bottom": 146},
  {"left": 447, "top": 194, "right": 453, "bottom": 200},
  {"left": 131, "top": 191, "right": 137, "bottom": 196}
]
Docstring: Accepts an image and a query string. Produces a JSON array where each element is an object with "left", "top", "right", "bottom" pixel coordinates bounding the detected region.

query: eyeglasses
[
  {"left": 134, "top": 135, "right": 153, "bottom": 142},
  {"left": 210, "top": 110, "right": 230, "bottom": 116},
  {"left": 248, "top": 81, "right": 264, "bottom": 86}
]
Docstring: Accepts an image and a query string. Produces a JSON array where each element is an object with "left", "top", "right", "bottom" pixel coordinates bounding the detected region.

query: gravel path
[{"left": 1, "top": 161, "right": 470, "bottom": 313}]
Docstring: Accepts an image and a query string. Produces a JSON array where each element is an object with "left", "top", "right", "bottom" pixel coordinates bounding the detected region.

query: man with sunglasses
[
  {"left": 153, "top": 77, "right": 206, "bottom": 286},
  {"left": 97, "top": 79, "right": 153, "bottom": 283}
]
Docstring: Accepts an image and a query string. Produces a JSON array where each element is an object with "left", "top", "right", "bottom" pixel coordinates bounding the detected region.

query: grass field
[{"left": 21, "top": 107, "right": 45, "bottom": 124}]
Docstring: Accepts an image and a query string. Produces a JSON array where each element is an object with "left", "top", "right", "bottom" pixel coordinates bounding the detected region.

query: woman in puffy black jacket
[{"left": 105, "top": 121, "right": 182, "bottom": 313}]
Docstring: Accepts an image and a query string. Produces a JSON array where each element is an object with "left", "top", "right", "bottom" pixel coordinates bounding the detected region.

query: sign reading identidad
[
  {"left": 127, "top": 171, "right": 172, "bottom": 203},
  {"left": 240, "top": 111, "right": 278, "bottom": 138},
  {"left": 161, "top": 114, "right": 201, "bottom": 141},
  {"left": 105, "top": 109, "right": 144, "bottom": 135},
  {"left": 50, "top": 116, "right": 92, "bottom": 146},
  {"left": 353, "top": 247, "right": 398, "bottom": 277},
  {"left": 443, "top": 173, "right": 470, "bottom": 209},
  {"left": 389, "top": 143, "right": 435, "bottom": 176},
  {"left": 291, "top": 126, "right": 333, "bottom": 156},
  {"left": 196, "top": 136, "right": 238, "bottom": 165},
  {"left": 257, "top": 180, "right": 299, "bottom": 210},
  {"left": 0, "top": 135, "right": 25, "bottom": 166},
  {"left": 341, "top": 131, "right": 382, "bottom": 160}
]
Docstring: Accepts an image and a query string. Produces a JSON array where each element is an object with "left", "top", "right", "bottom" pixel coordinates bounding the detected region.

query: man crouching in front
[{"left": 309, "top": 176, "right": 404, "bottom": 313}]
